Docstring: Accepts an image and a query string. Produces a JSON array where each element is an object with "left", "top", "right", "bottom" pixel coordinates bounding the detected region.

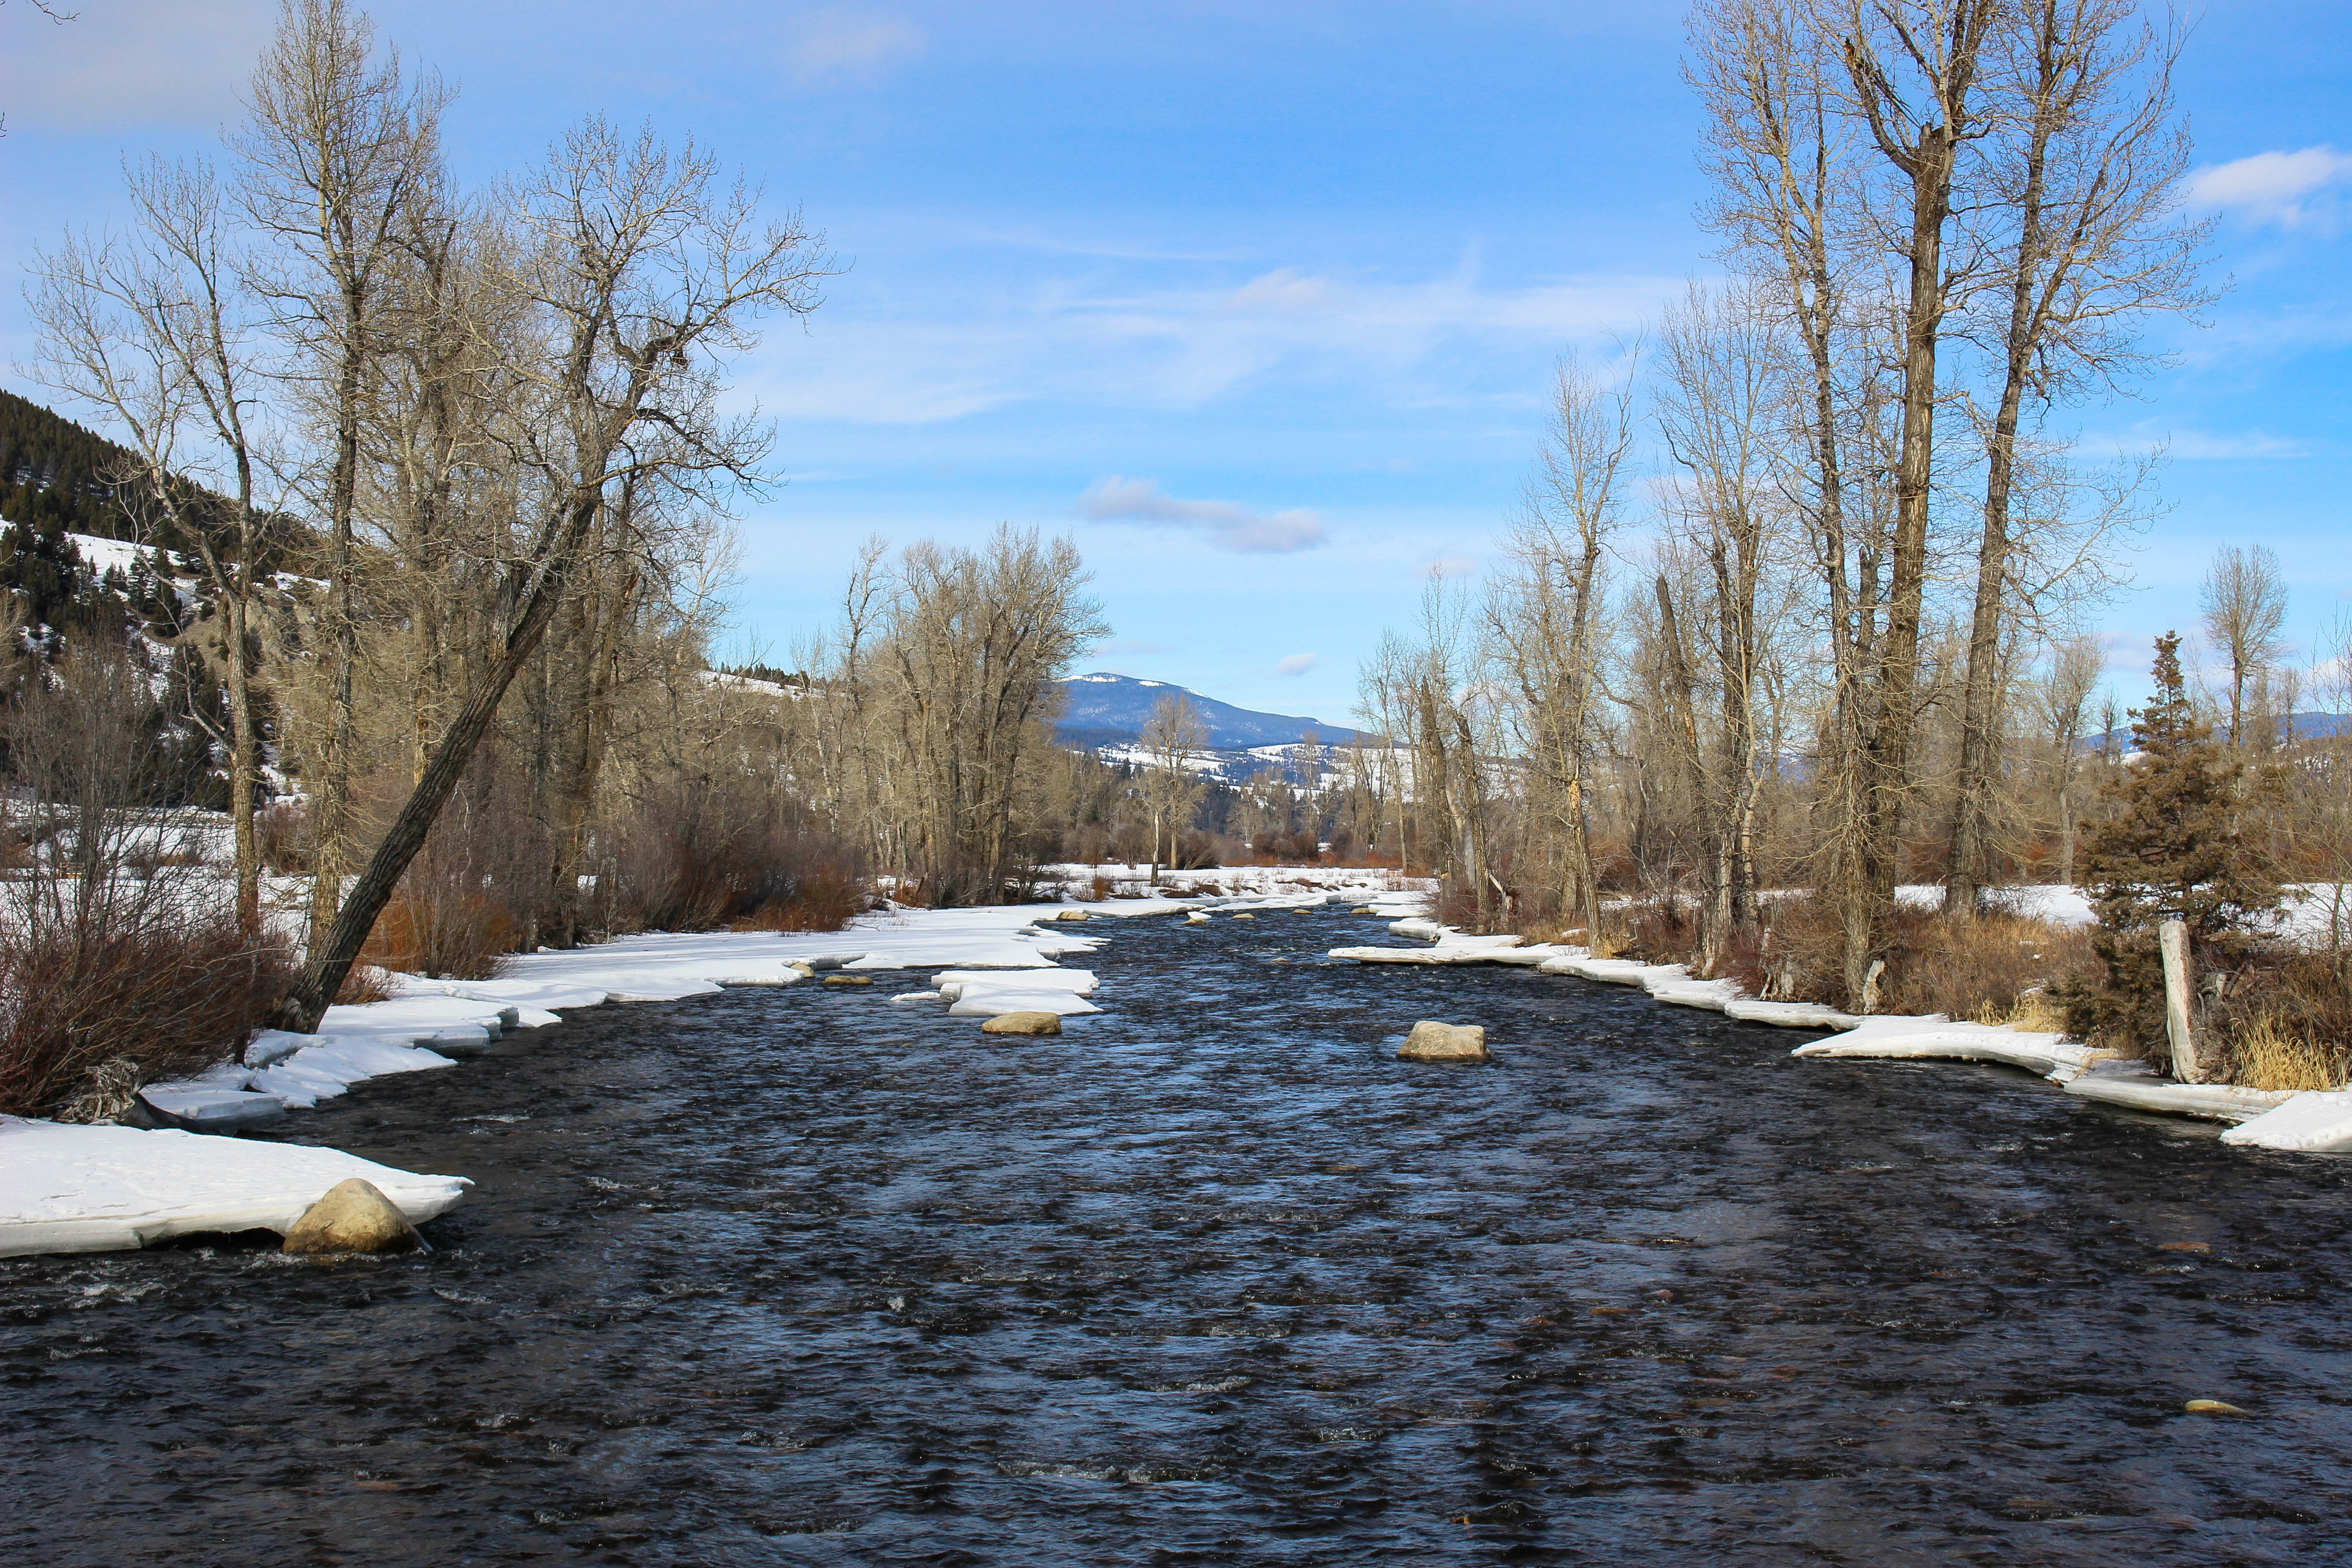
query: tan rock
[
  {"left": 281, "top": 1178, "right": 425, "bottom": 1255},
  {"left": 980, "top": 1010, "right": 1062, "bottom": 1037},
  {"left": 1398, "top": 1020, "right": 1490, "bottom": 1062},
  {"left": 1230, "top": 912, "right": 1256, "bottom": 920},
  {"left": 823, "top": 974, "right": 874, "bottom": 986},
  {"left": 1055, "top": 909, "right": 1090, "bottom": 921},
  {"left": 2184, "top": 1399, "right": 2246, "bottom": 1416}
]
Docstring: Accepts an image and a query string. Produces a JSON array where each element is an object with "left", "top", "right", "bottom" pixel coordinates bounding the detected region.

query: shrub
[
  {"left": 607, "top": 785, "right": 866, "bottom": 935},
  {"left": 0, "top": 921, "right": 299, "bottom": 1120},
  {"left": 254, "top": 802, "right": 309, "bottom": 873},
  {"left": 1754, "top": 893, "right": 2095, "bottom": 1022},
  {"left": 360, "top": 885, "right": 516, "bottom": 981},
  {"left": 729, "top": 864, "right": 866, "bottom": 933}
]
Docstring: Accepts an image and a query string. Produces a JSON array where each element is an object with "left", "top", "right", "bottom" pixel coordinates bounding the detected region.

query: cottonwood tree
[
  {"left": 1651, "top": 282, "right": 1788, "bottom": 967},
  {"left": 1138, "top": 692, "right": 1208, "bottom": 881},
  {"left": 875, "top": 528, "right": 1107, "bottom": 903},
  {"left": 236, "top": 0, "right": 448, "bottom": 955},
  {"left": 29, "top": 157, "right": 274, "bottom": 937},
  {"left": 2200, "top": 544, "right": 2290, "bottom": 748},
  {"left": 1945, "top": 0, "right": 2207, "bottom": 919},
  {"left": 274, "top": 116, "right": 829, "bottom": 1030},
  {"left": 1480, "top": 356, "right": 1630, "bottom": 940},
  {"left": 1689, "top": 0, "right": 1899, "bottom": 1000}
]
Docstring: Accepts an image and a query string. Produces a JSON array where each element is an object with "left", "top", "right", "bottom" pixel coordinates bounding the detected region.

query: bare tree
[
  {"left": 28, "top": 157, "right": 274, "bottom": 937},
  {"left": 2035, "top": 632, "right": 2100, "bottom": 885},
  {"left": 2200, "top": 544, "right": 2290, "bottom": 748},
  {"left": 1653, "top": 281, "right": 1787, "bottom": 967},
  {"left": 1482, "top": 356, "right": 1632, "bottom": 940},
  {"left": 1945, "top": 0, "right": 2207, "bottom": 919},
  {"left": 877, "top": 528, "right": 1107, "bottom": 903},
  {"left": 1139, "top": 692, "right": 1208, "bottom": 882},
  {"left": 273, "top": 116, "right": 829, "bottom": 1030},
  {"left": 236, "top": 0, "right": 448, "bottom": 956}
]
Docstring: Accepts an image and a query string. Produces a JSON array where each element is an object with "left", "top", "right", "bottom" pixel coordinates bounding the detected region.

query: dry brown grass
[
  {"left": 2228, "top": 1013, "right": 2350, "bottom": 1091},
  {"left": 1971, "top": 987, "right": 2072, "bottom": 1034},
  {"left": 1757, "top": 894, "right": 2098, "bottom": 1020}
]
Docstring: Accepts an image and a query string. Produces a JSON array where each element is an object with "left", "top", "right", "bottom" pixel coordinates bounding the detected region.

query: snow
[
  {"left": 2221, "top": 1091, "right": 2352, "bottom": 1152},
  {"left": 0, "top": 1117, "right": 470, "bottom": 1258},
  {"left": 1792, "top": 1014, "right": 2101, "bottom": 1083}
]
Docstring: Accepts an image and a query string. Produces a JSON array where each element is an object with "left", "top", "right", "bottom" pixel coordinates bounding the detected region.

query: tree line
[{"left": 1345, "top": 0, "right": 2235, "bottom": 1014}]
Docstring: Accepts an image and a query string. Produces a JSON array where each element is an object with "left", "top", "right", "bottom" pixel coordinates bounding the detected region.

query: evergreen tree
[{"left": 2067, "top": 633, "right": 2283, "bottom": 1070}]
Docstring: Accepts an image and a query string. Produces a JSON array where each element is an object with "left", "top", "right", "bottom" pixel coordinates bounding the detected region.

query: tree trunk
[{"left": 272, "top": 489, "right": 603, "bottom": 1032}]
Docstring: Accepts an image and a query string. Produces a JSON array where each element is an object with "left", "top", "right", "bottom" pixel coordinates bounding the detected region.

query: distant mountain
[
  {"left": 2083, "top": 712, "right": 2352, "bottom": 750},
  {"left": 1054, "top": 672, "right": 1360, "bottom": 749}
]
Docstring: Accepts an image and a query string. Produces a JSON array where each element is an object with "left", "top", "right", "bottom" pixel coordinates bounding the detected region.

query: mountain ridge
[{"left": 1054, "top": 671, "right": 1360, "bottom": 749}]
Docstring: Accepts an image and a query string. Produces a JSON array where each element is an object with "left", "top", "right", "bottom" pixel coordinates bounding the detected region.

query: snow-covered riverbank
[
  {"left": 2, "top": 865, "right": 1417, "bottom": 1259},
  {"left": 1329, "top": 910, "right": 2352, "bottom": 1155}
]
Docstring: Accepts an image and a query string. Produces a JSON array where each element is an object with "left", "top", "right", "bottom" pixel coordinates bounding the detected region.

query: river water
[{"left": 6, "top": 907, "right": 2350, "bottom": 1565}]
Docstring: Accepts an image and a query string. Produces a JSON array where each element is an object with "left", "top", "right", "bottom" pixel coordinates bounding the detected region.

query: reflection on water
[{"left": 6, "top": 908, "right": 2350, "bottom": 1565}]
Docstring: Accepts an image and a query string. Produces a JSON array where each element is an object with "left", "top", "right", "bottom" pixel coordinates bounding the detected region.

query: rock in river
[
  {"left": 280, "top": 1178, "right": 426, "bottom": 1255},
  {"left": 823, "top": 974, "right": 875, "bottom": 986},
  {"left": 980, "top": 1011, "right": 1063, "bottom": 1038},
  {"left": 1398, "top": 1020, "right": 1490, "bottom": 1062}
]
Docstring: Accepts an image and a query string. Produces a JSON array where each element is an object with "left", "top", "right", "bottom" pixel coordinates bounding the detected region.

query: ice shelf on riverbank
[
  {"left": 0, "top": 1118, "right": 470, "bottom": 1259},
  {"left": 1328, "top": 906, "right": 2352, "bottom": 1152}
]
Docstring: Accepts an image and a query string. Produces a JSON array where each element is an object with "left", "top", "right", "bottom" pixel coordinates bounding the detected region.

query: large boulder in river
[
  {"left": 980, "top": 1010, "right": 1063, "bottom": 1037},
  {"left": 280, "top": 1178, "right": 426, "bottom": 1255},
  {"left": 1398, "top": 1021, "right": 1490, "bottom": 1062}
]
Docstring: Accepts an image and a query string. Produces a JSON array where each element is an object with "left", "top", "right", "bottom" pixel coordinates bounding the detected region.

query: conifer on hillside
[{"left": 2065, "top": 633, "right": 2283, "bottom": 1071}]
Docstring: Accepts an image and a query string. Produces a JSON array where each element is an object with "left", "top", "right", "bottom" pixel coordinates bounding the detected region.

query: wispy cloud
[
  {"left": 1078, "top": 476, "right": 1327, "bottom": 554},
  {"left": 741, "top": 263, "right": 1678, "bottom": 425},
  {"left": 2081, "top": 422, "right": 2313, "bottom": 461},
  {"left": 1276, "top": 653, "right": 1319, "bottom": 676},
  {"left": 785, "top": 10, "right": 927, "bottom": 87},
  {"left": 2185, "top": 146, "right": 2352, "bottom": 227}
]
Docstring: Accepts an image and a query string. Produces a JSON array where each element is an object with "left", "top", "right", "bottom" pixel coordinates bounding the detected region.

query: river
[{"left": 5, "top": 906, "right": 2348, "bottom": 1565}]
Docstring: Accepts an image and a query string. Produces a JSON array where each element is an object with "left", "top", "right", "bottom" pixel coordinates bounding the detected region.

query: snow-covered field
[{"left": 3, "top": 866, "right": 1419, "bottom": 1259}]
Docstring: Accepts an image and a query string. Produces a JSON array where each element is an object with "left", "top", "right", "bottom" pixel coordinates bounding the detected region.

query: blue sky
[{"left": 4, "top": 0, "right": 2347, "bottom": 722}]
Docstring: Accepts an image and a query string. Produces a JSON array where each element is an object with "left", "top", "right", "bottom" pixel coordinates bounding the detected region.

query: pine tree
[{"left": 2068, "top": 633, "right": 2283, "bottom": 1070}]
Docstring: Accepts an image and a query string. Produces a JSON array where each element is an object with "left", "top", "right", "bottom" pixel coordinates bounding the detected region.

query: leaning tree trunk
[{"left": 272, "top": 490, "right": 604, "bottom": 1033}]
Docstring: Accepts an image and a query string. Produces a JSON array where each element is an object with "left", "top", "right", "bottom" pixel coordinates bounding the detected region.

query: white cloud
[
  {"left": 1078, "top": 476, "right": 1328, "bottom": 554},
  {"left": 739, "top": 262, "right": 1678, "bottom": 426},
  {"left": 2184, "top": 147, "right": 2352, "bottom": 227},
  {"left": 2079, "top": 421, "right": 2311, "bottom": 461},
  {"left": 786, "top": 11, "right": 926, "bottom": 86},
  {"left": 1276, "top": 652, "right": 1319, "bottom": 676}
]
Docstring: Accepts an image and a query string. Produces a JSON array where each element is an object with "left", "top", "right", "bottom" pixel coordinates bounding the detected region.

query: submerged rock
[
  {"left": 1398, "top": 1020, "right": 1490, "bottom": 1062},
  {"left": 980, "top": 1011, "right": 1063, "bottom": 1037},
  {"left": 280, "top": 1178, "right": 426, "bottom": 1255},
  {"left": 823, "top": 975, "right": 875, "bottom": 987}
]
